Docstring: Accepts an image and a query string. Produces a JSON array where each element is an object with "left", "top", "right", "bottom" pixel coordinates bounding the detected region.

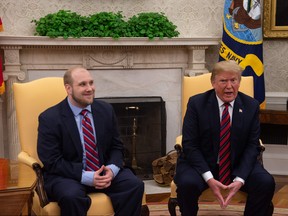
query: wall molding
[
  {"left": 263, "top": 92, "right": 288, "bottom": 175},
  {"left": 266, "top": 92, "right": 288, "bottom": 110}
]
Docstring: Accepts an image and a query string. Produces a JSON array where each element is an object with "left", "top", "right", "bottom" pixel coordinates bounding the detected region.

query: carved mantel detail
[
  {"left": 84, "top": 49, "right": 134, "bottom": 69},
  {"left": 1, "top": 45, "right": 26, "bottom": 81}
]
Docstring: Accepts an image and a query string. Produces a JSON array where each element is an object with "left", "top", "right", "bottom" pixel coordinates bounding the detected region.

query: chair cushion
[
  {"left": 32, "top": 192, "right": 114, "bottom": 216},
  {"left": 170, "top": 181, "right": 177, "bottom": 199},
  {"left": 87, "top": 193, "right": 114, "bottom": 215}
]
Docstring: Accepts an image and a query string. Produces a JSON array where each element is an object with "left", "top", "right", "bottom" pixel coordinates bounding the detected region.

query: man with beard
[{"left": 37, "top": 66, "right": 144, "bottom": 216}]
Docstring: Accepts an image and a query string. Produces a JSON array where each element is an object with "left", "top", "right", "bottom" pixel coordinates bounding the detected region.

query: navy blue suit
[
  {"left": 174, "top": 90, "right": 275, "bottom": 216},
  {"left": 37, "top": 98, "right": 144, "bottom": 216}
]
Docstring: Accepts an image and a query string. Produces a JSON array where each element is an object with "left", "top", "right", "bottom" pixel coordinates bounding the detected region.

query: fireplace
[{"left": 98, "top": 96, "right": 166, "bottom": 180}]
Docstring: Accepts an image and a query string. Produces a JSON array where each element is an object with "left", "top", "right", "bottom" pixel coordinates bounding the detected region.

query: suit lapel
[
  {"left": 208, "top": 92, "right": 221, "bottom": 157},
  {"left": 90, "top": 102, "right": 105, "bottom": 164},
  {"left": 231, "top": 96, "right": 244, "bottom": 136},
  {"left": 60, "top": 100, "right": 83, "bottom": 158},
  {"left": 230, "top": 95, "right": 244, "bottom": 163}
]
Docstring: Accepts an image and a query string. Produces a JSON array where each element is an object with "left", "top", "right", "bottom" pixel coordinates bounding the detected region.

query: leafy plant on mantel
[{"left": 32, "top": 10, "right": 180, "bottom": 40}]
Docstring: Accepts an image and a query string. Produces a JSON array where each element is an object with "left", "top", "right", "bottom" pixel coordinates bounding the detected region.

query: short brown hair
[{"left": 63, "top": 66, "right": 87, "bottom": 85}]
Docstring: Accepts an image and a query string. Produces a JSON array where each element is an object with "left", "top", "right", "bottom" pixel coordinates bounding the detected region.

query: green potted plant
[
  {"left": 32, "top": 10, "right": 179, "bottom": 39},
  {"left": 126, "top": 12, "right": 179, "bottom": 39}
]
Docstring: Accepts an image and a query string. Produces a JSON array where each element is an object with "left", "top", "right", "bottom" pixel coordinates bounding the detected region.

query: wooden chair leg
[
  {"left": 168, "top": 197, "right": 178, "bottom": 216},
  {"left": 141, "top": 204, "right": 150, "bottom": 216},
  {"left": 267, "top": 202, "right": 274, "bottom": 216},
  {"left": 27, "top": 191, "right": 34, "bottom": 216}
]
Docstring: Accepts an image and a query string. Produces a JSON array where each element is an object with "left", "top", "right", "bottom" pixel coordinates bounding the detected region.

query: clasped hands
[
  {"left": 207, "top": 178, "right": 243, "bottom": 209},
  {"left": 92, "top": 165, "right": 114, "bottom": 189}
]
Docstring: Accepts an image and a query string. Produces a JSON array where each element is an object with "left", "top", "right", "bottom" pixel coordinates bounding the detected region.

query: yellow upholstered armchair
[
  {"left": 168, "top": 73, "right": 272, "bottom": 216},
  {"left": 13, "top": 77, "right": 149, "bottom": 216}
]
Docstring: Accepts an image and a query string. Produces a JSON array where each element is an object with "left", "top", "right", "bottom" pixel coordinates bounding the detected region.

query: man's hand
[
  {"left": 207, "top": 178, "right": 228, "bottom": 208},
  {"left": 223, "top": 180, "right": 243, "bottom": 208},
  {"left": 207, "top": 178, "right": 243, "bottom": 209},
  {"left": 93, "top": 165, "right": 113, "bottom": 189}
]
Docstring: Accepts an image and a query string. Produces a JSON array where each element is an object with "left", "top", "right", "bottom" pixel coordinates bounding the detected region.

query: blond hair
[{"left": 211, "top": 60, "right": 243, "bottom": 81}]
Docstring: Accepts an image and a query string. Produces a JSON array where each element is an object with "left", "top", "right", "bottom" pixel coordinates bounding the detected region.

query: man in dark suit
[
  {"left": 37, "top": 66, "right": 144, "bottom": 216},
  {"left": 174, "top": 60, "right": 275, "bottom": 216}
]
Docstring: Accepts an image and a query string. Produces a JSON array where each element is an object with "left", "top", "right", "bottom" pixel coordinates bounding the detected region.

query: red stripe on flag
[
  {"left": 0, "top": 17, "right": 4, "bottom": 95},
  {"left": 0, "top": 55, "right": 5, "bottom": 95},
  {"left": 0, "top": 18, "right": 3, "bottom": 32}
]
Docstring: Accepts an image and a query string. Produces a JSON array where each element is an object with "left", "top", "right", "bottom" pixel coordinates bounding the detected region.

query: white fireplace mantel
[
  {"left": 0, "top": 36, "right": 220, "bottom": 46},
  {"left": 0, "top": 36, "right": 221, "bottom": 79},
  {"left": 0, "top": 36, "right": 221, "bottom": 160}
]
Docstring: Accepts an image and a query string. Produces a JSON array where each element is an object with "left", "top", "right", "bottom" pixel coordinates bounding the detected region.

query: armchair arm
[
  {"left": 18, "top": 151, "right": 38, "bottom": 167},
  {"left": 259, "top": 139, "right": 265, "bottom": 151},
  {"left": 257, "top": 139, "right": 265, "bottom": 166},
  {"left": 175, "top": 135, "right": 183, "bottom": 157},
  {"left": 32, "top": 163, "right": 50, "bottom": 208},
  {"left": 17, "top": 151, "right": 49, "bottom": 207}
]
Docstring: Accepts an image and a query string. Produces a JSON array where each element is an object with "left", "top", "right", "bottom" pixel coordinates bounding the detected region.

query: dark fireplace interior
[
  {"left": 97, "top": 96, "right": 166, "bottom": 180},
  {"left": 260, "top": 124, "right": 288, "bottom": 145}
]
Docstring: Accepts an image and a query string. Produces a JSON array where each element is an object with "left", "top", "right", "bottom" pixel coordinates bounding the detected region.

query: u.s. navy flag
[
  {"left": 0, "top": 17, "right": 3, "bottom": 32},
  {"left": 0, "top": 17, "right": 4, "bottom": 95},
  {"left": 219, "top": 0, "right": 265, "bottom": 109}
]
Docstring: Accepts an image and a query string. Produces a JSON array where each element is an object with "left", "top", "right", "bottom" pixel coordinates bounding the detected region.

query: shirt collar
[
  {"left": 67, "top": 98, "right": 92, "bottom": 116},
  {"left": 215, "top": 95, "right": 235, "bottom": 109}
]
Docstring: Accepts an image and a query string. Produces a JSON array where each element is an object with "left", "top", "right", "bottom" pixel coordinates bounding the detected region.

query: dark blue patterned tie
[
  {"left": 219, "top": 103, "right": 231, "bottom": 185},
  {"left": 81, "top": 109, "right": 100, "bottom": 171}
]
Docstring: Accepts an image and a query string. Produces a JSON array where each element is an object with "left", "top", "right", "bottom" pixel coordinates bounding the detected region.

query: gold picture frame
[{"left": 263, "top": 0, "right": 288, "bottom": 38}]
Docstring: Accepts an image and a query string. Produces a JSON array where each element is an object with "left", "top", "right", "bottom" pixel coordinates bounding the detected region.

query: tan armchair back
[{"left": 14, "top": 77, "right": 66, "bottom": 166}]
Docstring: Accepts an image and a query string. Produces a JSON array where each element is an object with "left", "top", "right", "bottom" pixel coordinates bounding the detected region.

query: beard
[{"left": 71, "top": 92, "right": 94, "bottom": 108}]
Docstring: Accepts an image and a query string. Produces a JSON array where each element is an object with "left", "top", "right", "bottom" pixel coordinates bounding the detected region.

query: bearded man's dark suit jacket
[
  {"left": 174, "top": 89, "right": 275, "bottom": 216},
  {"left": 37, "top": 98, "right": 144, "bottom": 216}
]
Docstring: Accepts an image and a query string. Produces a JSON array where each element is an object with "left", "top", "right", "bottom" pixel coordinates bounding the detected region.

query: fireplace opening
[{"left": 97, "top": 96, "right": 166, "bottom": 180}]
